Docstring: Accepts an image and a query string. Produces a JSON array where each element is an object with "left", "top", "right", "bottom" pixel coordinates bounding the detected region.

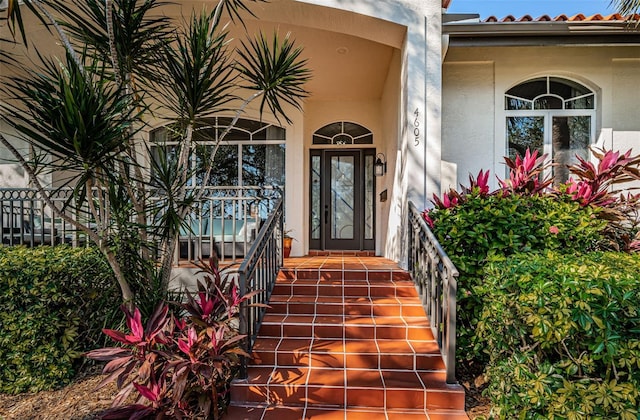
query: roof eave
[{"left": 443, "top": 21, "right": 640, "bottom": 46}]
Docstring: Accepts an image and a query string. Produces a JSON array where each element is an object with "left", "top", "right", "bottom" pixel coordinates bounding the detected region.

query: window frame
[
  {"left": 150, "top": 117, "right": 286, "bottom": 188},
  {"left": 504, "top": 77, "right": 596, "bottom": 179}
]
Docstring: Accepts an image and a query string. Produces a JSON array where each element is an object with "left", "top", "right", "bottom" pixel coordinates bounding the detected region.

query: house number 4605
[{"left": 413, "top": 108, "right": 420, "bottom": 146}]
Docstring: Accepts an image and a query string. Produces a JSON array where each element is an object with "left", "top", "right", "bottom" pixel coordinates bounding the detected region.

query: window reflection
[{"left": 150, "top": 117, "right": 285, "bottom": 188}]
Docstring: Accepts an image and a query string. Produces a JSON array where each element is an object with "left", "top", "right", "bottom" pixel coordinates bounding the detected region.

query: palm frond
[
  {"left": 611, "top": 0, "right": 640, "bottom": 16},
  {"left": 217, "top": 0, "right": 267, "bottom": 24},
  {"left": 236, "top": 31, "right": 311, "bottom": 124},
  {"left": 0, "top": 50, "right": 145, "bottom": 188},
  {"left": 147, "top": 143, "right": 197, "bottom": 241},
  {"left": 149, "top": 8, "right": 238, "bottom": 122},
  {"left": 4, "top": 0, "right": 50, "bottom": 44},
  {"left": 51, "top": 0, "right": 173, "bottom": 83}
]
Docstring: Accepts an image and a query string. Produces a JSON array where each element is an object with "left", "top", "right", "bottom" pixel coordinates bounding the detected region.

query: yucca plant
[{"left": 0, "top": 0, "right": 310, "bottom": 306}]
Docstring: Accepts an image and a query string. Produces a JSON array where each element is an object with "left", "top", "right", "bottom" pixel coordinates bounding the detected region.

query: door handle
[{"left": 324, "top": 205, "right": 329, "bottom": 224}]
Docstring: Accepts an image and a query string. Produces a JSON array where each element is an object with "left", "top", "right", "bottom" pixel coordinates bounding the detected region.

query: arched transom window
[
  {"left": 505, "top": 76, "right": 595, "bottom": 182},
  {"left": 312, "top": 122, "right": 373, "bottom": 145}
]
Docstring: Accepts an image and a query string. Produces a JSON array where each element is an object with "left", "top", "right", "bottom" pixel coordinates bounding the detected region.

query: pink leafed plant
[{"left": 86, "top": 257, "right": 263, "bottom": 419}]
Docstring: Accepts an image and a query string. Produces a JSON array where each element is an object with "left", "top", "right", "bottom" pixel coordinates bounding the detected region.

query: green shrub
[
  {"left": 429, "top": 192, "right": 608, "bottom": 362},
  {"left": 0, "top": 245, "right": 120, "bottom": 394},
  {"left": 476, "top": 252, "right": 640, "bottom": 419}
]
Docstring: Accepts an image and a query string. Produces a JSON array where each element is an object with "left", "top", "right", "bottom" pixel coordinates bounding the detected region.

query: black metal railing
[
  {"left": 408, "top": 200, "right": 459, "bottom": 384},
  {"left": 156, "top": 187, "right": 281, "bottom": 263},
  {"left": 0, "top": 188, "right": 98, "bottom": 247},
  {"left": 0, "top": 186, "right": 280, "bottom": 264},
  {"left": 237, "top": 195, "right": 284, "bottom": 379}
]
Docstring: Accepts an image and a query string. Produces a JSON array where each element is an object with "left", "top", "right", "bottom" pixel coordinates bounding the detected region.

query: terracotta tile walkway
[{"left": 230, "top": 255, "right": 468, "bottom": 420}]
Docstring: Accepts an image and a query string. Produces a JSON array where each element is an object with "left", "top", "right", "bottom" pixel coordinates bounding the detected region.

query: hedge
[
  {"left": 428, "top": 192, "right": 608, "bottom": 361},
  {"left": 0, "top": 245, "right": 120, "bottom": 394},
  {"left": 476, "top": 251, "right": 640, "bottom": 419}
]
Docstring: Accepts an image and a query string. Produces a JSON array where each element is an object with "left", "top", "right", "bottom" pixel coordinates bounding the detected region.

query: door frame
[{"left": 309, "top": 148, "right": 375, "bottom": 251}]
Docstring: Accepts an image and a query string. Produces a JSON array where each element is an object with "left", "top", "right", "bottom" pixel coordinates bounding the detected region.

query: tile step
[
  {"left": 227, "top": 405, "right": 469, "bottom": 420},
  {"left": 231, "top": 368, "right": 465, "bottom": 411},
  {"left": 231, "top": 257, "right": 466, "bottom": 415}
]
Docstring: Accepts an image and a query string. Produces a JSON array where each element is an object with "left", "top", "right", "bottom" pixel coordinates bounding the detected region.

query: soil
[
  {"left": 459, "top": 361, "right": 492, "bottom": 420},
  {"left": 0, "top": 368, "right": 492, "bottom": 419},
  {"left": 0, "top": 369, "right": 117, "bottom": 420}
]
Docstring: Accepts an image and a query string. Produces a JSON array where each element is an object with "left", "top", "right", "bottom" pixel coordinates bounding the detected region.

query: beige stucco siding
[
  {"left": 442, "top": 61, "right": 495, "bottom": 191},
  {"left": 443, "top": 45, "right": 640, "bottom": 191}
]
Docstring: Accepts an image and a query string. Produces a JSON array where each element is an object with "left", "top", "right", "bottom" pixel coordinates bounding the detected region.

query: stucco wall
[{"left": 443, "top": 45, "right": 640, "bottom": 191}]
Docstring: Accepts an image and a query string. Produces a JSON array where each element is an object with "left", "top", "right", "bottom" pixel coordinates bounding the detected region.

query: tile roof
[{"left": 483, "top": 13, "right": 640, "bottom": 23}]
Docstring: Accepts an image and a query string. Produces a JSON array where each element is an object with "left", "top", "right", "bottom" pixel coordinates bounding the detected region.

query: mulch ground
[{"left": 0, "top": 369, "right": 116, "bottom": 420}]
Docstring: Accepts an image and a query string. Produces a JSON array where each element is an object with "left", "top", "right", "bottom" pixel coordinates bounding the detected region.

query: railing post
[
  {"left": 446, "top": 266, "right": 457, "bottom": 384},
  {"left": 238, "top": 268, "right": 249, "bottom": 379}
]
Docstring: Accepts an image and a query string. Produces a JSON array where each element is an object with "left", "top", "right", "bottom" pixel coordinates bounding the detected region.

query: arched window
[
  {"left": 312, "top": 121, "right": 373, "bottom": 145},
  {"left": 505, "top": 76, "right": 595, "bottom": 182},
  {"left": 150, "top": 117, "right": 286, "bottom": 187}
]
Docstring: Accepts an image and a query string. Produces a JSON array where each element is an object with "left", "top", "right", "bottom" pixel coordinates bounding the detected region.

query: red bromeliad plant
[
  {"left": 462, "top": 169, "right": 491, "bottom": 197},
  {"left": 564, "top": 148, "right": 640, "bottom": 251},
  {"left": 422, "top": 146, "right": 640, "bottom": 253},
  {"left": 86, "top": 257, "right": 262, "bottom": 419},
  {"left": 565, "top": 148, "right": 640, "bottom": 207},
  {"left": 425, "top": 169, "right": 492, "bottom": 227},
  {"left": 498, "top": 149, "right": 552, "bottom": 195}
]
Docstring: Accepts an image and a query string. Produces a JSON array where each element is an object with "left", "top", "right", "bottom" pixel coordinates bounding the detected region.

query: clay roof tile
[
  {"left": 584, "top": 13, "right": 605, "bottom": 21},
  {"left": 481, "top": 13, "right": 638, "bottom": 24}
]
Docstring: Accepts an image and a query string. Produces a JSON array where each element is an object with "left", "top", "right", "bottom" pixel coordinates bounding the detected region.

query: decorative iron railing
[
  {"left": 0, "top": 186, "right": 281, "bottom": 264},
  {"left": 408, "top": 200, "right": 459, "bottom": 384},
  {"left": 0, "top": 188, "right": 97, "bottom": 248},
  {"left": 160, "top": 187, "right": 281, "bottom": 263},
  {"left": 237, "top": 195, "right": 283, "bottom": 379}
]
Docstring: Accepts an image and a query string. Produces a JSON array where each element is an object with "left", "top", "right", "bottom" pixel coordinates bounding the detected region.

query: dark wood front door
[{"left": 310, "top": 149, "right": 375, "bottom": 250}]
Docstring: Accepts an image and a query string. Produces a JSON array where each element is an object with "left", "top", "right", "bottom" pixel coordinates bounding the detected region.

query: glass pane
[
  {"left": 354, "top": 134, "right": 374, "bottom": 145},
  {"left": 311, "top": 156, "right": 321, "bottom": 241},
  {"left": 506, "top": 78, "right": 546, "bottom": 100},
  {"left": 505, "top": 96, "right": 532, "bottom": 110},
  {"left": 552, "top": 116, "right": 590, "bottom": 183},
  {"left": 343, "top": 122, "right": 370, "bottom": 138},
  {"left": 507, "top": 117, "right": 544, "bottom": 162},
  {"left": 534, "top": 95, "right": 563, "bottom": 110},
  {"left": 565, "top": 95, "right": 594, "bottom": 110},
  {"left": 235, "top": 118, "right": 267, "bottom": 133},
  {"left": 196, "top": 145, "right": 238, "bottom": 186},
  {"left": 364, "top": 155, "right": 374, "bottom": 240},
  {"left": 316, "top": 122, "right": 343, "bottom": 138},
  {"left": 549, "top": 77, "right": 591, "bottom": 100},
  {"left": 221, "top": 128, "right": 248, "bottom": 142},
  {"left": 330, "top": 156, "right": 354, "bottom": 240},
  {"left": 312, "top": 135, "right": 331, "bottom": 145},
  {"left": 193, "top": 126, "right": 216, "bottom": 142},
  {"left": 242, "top": 144, "right": 285, "bottom": 187}
]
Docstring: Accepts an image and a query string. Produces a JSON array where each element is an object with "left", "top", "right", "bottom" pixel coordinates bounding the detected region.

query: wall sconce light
[{"left": 374, "top": 153, "right": 387, "bottom": 177}]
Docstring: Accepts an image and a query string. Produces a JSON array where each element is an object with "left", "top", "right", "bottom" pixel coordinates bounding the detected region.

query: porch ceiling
[{"left": 179, "top": 1, "right": 403, "bottom": 101}]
